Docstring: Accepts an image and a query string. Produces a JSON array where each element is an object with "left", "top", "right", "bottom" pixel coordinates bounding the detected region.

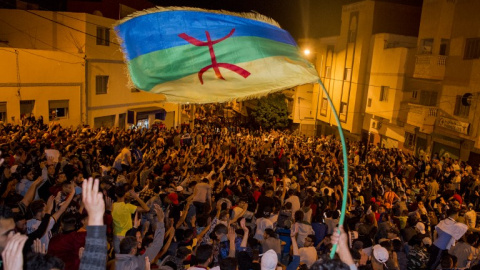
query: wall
[{"left": 0, "top": 48, "right": 84, "bottom": 126}]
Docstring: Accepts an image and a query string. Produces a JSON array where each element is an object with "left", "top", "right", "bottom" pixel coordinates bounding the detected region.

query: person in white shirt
[
  {"left": 299, "top": 234, "right": 317, "bottom": 268},
  {"left": 465, "top": 203, "right": 477, "bottom": 229},
  {"left": 254, "top": 207, "right": 274, "bottom": 241},
  {"left": 285, "top": 190, "right": 300, "bottom": 214},
  {"left": 293, "top": 210, "right": 314, "bottom": 248}
]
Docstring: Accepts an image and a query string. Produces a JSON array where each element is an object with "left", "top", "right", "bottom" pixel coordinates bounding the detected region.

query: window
[
  {"left": 320, "top": 98, "right": 328, "bottom": 116},
  {"left": 96, "top": 75, "right": 109, "bottom": 94},
  {"left": 0, "top": 102, "right": 6, "bottom": 122},
  {"left": 380, "top": 86, "right": 389, "bottom": 102},
  {"left": 94, "top": 115, "right": 115, "bottom": 128},
  {"left": 324, "top": 66, "right": 332, "bottom": 79},
  {"left": 440, "top": 39, "right": 450, "bottom": 56},
  {"left": 420, "top": 91, "right": 437, "bottom": 106},
  {"left": 420, "top": 38, "right": 433, "bottom": 54},
  {"left": 404, "top": 132, "right": 416, "bottom": 149},
  {"left": 340, "top": 102, "right": 348, "bottom": 115},
  {"left": 348, "top": 29, "right": 356, "bottom": 43},
  {"left": 412, "top": 90, "right": 418, "bottom": 99},
  {"left": 344, "top": 68, "right": 352, "bottom": 81},
  {"left": 49, "top": 100, "right": 69, "bottom": 120},
  {"left": 454, "top": 95, "right": 470, "bottom": 117},
  {"left": 367, "top": 98, "right": 372, "bottom": 107},
  {"left": 96, "top": 27, "right": 110, "bottom": 46},
  {"left": 464, "top": 38, "right": 480, "bottom": 59},
  {"left": 20, "top": 100, "right": 35, "bottom": 116},
  {"left": 131, "top": 88, "right": 140, "bottom": 93}
]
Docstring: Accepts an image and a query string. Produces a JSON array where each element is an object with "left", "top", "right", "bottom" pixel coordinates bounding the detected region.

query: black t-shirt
[{"left": 256, "top": 195, "right": 275, "bottom": 217}]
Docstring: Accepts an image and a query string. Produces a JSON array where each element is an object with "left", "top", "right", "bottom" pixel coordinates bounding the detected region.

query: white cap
[
  {"left": 372, "top": 245, "right": 389, "bottom": 263},
  {"left": 415, "top": 222, "right": 426, "bottom": 234},
  {"left": 261, "top": 249, "right": 278, "bottom": 270},
  {"left": 176, "top": 186, "right": 184, "bottom": 192}
]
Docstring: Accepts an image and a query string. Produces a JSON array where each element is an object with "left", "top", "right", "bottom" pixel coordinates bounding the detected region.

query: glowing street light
[{"left": 303, "top": 49, "right": 311, "bottom": 56}]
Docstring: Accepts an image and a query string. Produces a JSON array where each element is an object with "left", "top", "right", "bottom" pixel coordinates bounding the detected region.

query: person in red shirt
[{"left": 48, "top": 213, "right": 87, "bottom": 270}]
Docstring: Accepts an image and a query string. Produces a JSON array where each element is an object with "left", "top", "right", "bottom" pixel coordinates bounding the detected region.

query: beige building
[
  {"left": 293, "top": 0, "right": 480, "bottom": 163},
  {"left": 0, "top": 9, "right": 179, "bottom": 129}
]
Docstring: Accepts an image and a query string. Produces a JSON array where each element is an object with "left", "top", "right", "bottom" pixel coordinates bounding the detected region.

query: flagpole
[{"left": 318, "top": 78, "right": 349, "bottom": 259}]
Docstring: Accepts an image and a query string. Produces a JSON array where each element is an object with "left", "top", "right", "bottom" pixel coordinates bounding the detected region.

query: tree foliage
[{"left": 251, "top": 93, "right": 289, "bottom": 130}]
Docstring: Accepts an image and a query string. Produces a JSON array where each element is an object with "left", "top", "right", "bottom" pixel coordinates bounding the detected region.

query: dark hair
[
  {"left": 195, "top": 244, "right": 213, "bottom": 264},
  {"left": 220, "top": 257, "right": 237, "bottom": 270},
  {"left": 214, "top": 224, "right": 228, "bottom": 236},
  {"left": 309, "top": 255, "right": 350, "bottom": 270},
  {"left": 120, "top": 236, "right": 138, "bottom": 254},
  {"left": 115, "top": 185, "right": 126, "bottom": 198},
  {"left": 27, "top": 200, "right": 45, "bottom": 220},
  {"left": 264, "top": 228, "right": 276, "bottom": 238},
  {"left": 176, "top": 246, "right": 192, "bottom": 259},
  {"left": 25, "top": 253, "right": 65, "bottom": 270},
  {"left": 294, "top": 210, "right": 304, "bottom": 222},
  {"left": 0, "top": 205, "right": 13, "bottom": 220}
]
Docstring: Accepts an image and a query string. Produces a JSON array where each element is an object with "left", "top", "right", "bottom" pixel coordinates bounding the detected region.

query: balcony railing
[
  {"left": 406, "top": 103, "right": 438, "bottom": 134},
  {"left": 414, "top": 55, "right": 447, "bottom": 80}
]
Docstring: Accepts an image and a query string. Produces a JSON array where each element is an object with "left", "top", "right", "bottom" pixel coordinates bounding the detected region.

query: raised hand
[
  {"left": 82, "top": 178, "right": 105, "bottom": 226},
  {"left": 2, "top": 233, "right": 28, "bottom": 270},
  {"left": 33, "top": 238, "right": 46, "bottom": 254}
]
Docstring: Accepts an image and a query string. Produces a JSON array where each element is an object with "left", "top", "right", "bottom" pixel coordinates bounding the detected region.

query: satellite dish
[{"left": 462, "top": 93, "right": 473, "bottom": 106}]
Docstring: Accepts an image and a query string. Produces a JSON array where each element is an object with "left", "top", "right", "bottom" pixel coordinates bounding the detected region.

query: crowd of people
[{"left": 0, "top": 112, "right": 479, "bottom": 270}]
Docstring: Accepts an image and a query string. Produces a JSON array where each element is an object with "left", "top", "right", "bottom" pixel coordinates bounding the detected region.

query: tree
[{"left": 251, "top": 93, "right": 289, "bottom": 130}]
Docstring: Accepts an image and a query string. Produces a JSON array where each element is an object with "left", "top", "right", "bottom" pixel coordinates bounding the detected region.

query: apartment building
[{"left": 0, "top": 9, "right": 179, "bottom": 128}]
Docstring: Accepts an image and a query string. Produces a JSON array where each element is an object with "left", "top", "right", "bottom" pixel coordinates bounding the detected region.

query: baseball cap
[
  {"left": 422, "top": 237, "right": 432, "bottom": 246},
  {"left": 415, "top": 222, "right": 426, "bottom": 234},
  {"left": 176, "top": 186, "right": 184, "bottom": 192},
  {"left": 260, "top": 249, "right": 278, "bottom": 270},
  {"left": 372, "top": 245, "right": 389, "bottom": 264},
  {"left": 167, "top": 192, "right": 179, "bottom": 205}
]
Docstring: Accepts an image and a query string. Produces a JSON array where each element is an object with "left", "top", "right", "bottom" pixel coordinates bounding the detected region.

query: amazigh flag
[{"left": 115, "top": 7, "right": 319, "bottom": 104}]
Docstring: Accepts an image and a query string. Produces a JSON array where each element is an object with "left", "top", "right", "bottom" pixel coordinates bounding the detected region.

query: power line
[
  {"left": 318, "top": 76, "right": 477, "bottom": 99},
  {"left": 22, "top": 10, "right": 122, "bottom": 47},
  {"left": 1, "top": 45, "right": 85, "bottom": 64},
  {"left": 0, "top": 17, "right": 85, "bottom": 60}
]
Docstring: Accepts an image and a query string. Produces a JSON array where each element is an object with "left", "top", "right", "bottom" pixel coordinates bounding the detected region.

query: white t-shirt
[
  {"left": 285, "top": 195, "right": 300, "bottom": 214},
  {"left": 254, "top": 218, "right": 273, "bottom": 240},
  {"left": 299, "top": 246, "right": 318, "bottom": 267}
]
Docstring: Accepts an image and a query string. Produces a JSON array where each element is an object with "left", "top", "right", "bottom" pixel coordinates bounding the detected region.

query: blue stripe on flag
[{"left": 115, "top": 10, "right": 297, "bottom": 61}]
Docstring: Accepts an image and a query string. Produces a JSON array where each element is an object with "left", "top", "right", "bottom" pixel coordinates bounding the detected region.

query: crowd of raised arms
[{"left": 0, "top": 108, "right": 479, "bottom": 270}]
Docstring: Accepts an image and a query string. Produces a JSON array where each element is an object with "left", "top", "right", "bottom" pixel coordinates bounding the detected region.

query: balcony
[
  {"left": 406, "top": 103, "right": 438, "bottom": 134},
  {"left": 413, "top": 54, "right": 447, "bottom": 80}
]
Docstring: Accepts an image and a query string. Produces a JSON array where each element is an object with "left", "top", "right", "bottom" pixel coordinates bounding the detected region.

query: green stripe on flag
[{"left": 128, "top": 36, "right": 307, "bottom": 91}]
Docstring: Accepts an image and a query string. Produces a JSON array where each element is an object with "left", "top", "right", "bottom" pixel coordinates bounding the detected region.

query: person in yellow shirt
[{"left": 112, "top": 185, "right": 150, "bottom": 253}]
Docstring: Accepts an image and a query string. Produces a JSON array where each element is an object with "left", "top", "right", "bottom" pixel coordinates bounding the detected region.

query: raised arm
[
  {"left": 79, "top": 178, "right": 107, "bottom": 270},
  {"left": 52, "top": 189, "right": 75, "bottom": 221},
  {"left": 129, "top": 190, "right": 150, "bottom": 212}
]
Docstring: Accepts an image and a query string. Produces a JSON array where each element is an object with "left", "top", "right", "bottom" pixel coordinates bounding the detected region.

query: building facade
[
  {"left": 0, "top": 9, "right": 179, "bottom": 129},
  {"left": 293, "top": 0, "right": 480, "bottom": 164}
]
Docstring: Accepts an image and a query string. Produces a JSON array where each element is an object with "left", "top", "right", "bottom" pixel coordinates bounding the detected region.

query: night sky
[
  {"left": 150, "top": 0, "right": 351, "bottom": 39},
  {"left": 150, "top": 0, "right": 422, "bottom": 39}
]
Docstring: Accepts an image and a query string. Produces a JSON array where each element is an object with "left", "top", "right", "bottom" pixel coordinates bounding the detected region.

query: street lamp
[{"left": 304, "top": 49, "right": 311, "bottom": 56}]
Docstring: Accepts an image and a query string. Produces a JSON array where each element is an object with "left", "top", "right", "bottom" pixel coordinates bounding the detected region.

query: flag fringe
[{"left": 114, "top": 6, "right": 281, "bottom": 28}]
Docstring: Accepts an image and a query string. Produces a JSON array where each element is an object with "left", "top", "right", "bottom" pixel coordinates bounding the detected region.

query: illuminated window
[{"left": 49, "top": 100, "right": 69, "bottom": 120}]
